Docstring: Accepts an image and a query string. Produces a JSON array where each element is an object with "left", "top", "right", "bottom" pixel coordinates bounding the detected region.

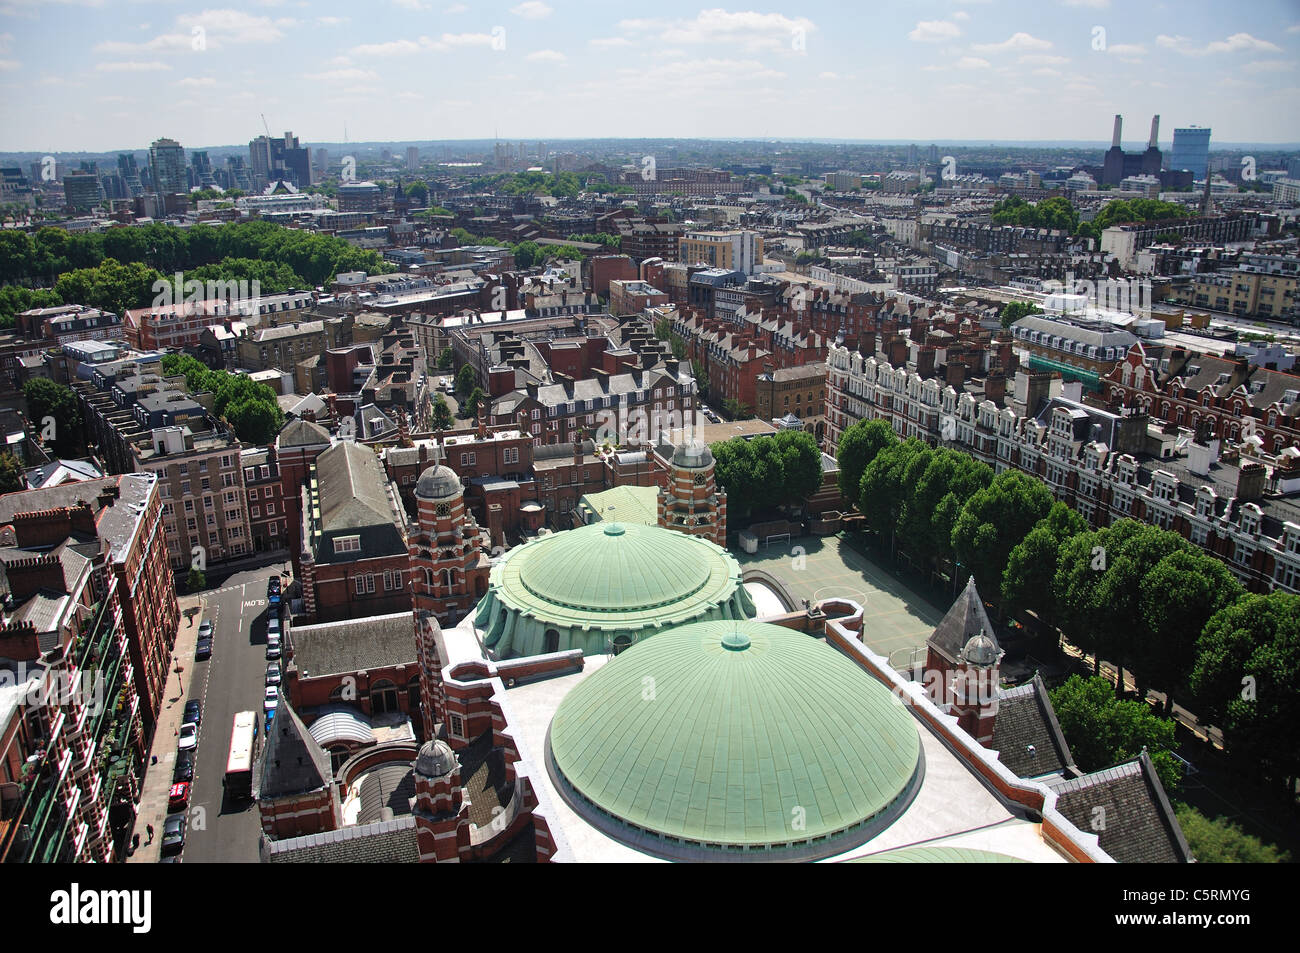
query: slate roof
[
  {"left": 992, "top": 674, "right": 1077, "bottom": 780},
  {"left": 277, "top": 417, "right": 331, "bottom": 448},
  {"left": 254, "top": 700, "right": 334, "bottom": 800},
  {"left": 928, "top": 575, "right": 1000, "bottom": 664},
  {"left": 1049, "top": 750, "right": 1193, "bottom": 863},
  {"left": 261, "top": 816, "right": 419, "bottom": 863},
  {"left": 315, "top": 441, "right": 398, "bottom": 533},
  {"left": 292, "top": 612, "right": 417, "bottom": 679}
]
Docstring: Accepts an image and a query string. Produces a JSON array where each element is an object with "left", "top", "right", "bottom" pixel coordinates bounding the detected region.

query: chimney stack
[
  {"left": 1149, "top": 115, "right": 1160, "bottom": 149},
  {"left": 1111, "top": 114, "right": 1123, "bottom": 149}
]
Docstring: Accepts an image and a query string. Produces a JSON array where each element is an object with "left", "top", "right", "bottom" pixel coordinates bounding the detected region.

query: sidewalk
[{"left": 125, "top": 589, "right": 207, "bottom": 863}]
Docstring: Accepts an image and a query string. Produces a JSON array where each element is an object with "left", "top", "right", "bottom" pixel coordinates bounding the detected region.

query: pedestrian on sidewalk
[{"left": 147, "top": 824, "right": 154, "bottom": 844}]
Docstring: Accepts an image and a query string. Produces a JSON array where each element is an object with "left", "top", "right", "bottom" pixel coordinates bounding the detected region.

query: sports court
[{"left": 735, "top": 535, "right": 946, "bottom": 671}]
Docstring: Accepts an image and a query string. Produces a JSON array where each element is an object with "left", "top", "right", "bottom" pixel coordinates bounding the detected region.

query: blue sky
[{"left": 1, "top": 0, "right": 1298, "bottom": 152}]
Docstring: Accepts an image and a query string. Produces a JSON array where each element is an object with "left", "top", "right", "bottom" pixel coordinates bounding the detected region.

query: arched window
[
  {"left": 544, "top": 629, "right": 560, "bottom": 654},
  {"left": 406, "top": 677, "right": 421, "bottom": 713},
  {"left": 370, "top": 679, "right": 398, "bottom": 715}
]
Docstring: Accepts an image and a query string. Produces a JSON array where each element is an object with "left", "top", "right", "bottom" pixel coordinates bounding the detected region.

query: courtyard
[{"left": 734, "top": 534, "right": 947, "bottom": 671}]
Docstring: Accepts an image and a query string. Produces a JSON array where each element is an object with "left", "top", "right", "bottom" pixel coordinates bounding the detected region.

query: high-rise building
[
  {"left": 148, "top": 137, "right": 186, "bottom": 195},
  {"left": 927, "top": 144, "right": 939, "bottom": 164},
  {"left": 314, "top": 147, "right": 329, "bottom": 174},
  {"left": 117, "top": 153, "right": 143, "bottom": 196},
  {"left": 406, "top": 146, "right": 419, "bottom": 171},
  {"left": 1170, "top": 126, "right": 1212, "bottom": 181},
  {"left": 62, "top": 172, "right": 102, "bottom": 211},
  {"left": 190, "top": 150, "right": 216, "bottom": 188},
  {"left": 249, "top": 131, "right": 311, "bottom": 189},
  {"left": 907, "top": 143, "right": 918, "bottom": 167}
]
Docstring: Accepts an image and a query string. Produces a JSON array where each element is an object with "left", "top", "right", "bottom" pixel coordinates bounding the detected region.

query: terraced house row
[{"left": 828, "top": 343, "right": 1300, "bottom": 595}]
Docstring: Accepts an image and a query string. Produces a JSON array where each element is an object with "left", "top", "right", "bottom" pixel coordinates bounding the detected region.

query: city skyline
[{"left": 1, "top": 1, "right": 1298, "bottom": 151}]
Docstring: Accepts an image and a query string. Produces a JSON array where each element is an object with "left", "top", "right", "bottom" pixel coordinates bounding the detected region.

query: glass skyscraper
[{"left": 1170, "top": 126, "right": 1211, "bottom": 181}]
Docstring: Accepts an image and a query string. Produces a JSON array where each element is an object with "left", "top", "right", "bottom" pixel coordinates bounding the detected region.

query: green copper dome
[
  {"left": 516, "top": 522, "right": 716, "bottom": 612},
  {"left": 475, "top": 523, "right": 755, "bottom": 658},
  {"left": 546, "top": 620, "right": 922, "bottom": 860}
]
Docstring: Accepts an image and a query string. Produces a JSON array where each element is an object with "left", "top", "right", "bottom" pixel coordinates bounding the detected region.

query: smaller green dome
[{"left": 602, "top": 523, "right": 625, "bottom": 537}]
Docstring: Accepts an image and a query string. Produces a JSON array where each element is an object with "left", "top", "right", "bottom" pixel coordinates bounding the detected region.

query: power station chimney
[
  {"left": 1148, "top": 115, "right": 1160, "bottom": 149},
  {"left": 1111, "top": 114, "right": 1123, "bottom": 149}
]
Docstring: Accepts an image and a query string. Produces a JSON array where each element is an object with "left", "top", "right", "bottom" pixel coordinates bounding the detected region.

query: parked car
[
  {"left": 178, "top": 722, "right": 198, "bottom": 752},
  {"left": 265, "top": 706, "right": 277, "bottom": 733},
  {"left": 173, "top": 750, "right": 194, "bottom": 784},
  {"left": 182, "top": 700, "right": 201, "bottom": 729},
  {"left": 168, "top": 782, "right": 190, "bottom": 812},
  {"left": 267, "top": 616, "right": 281, "bottom": 639},
  {"left": 265, "top": 661, "right": 281, "bottom": 687},
  {"left": 264, "top": 686, "right": 279, "bottom": 713},
  {"left": 195, "top": 635, "right": 212, "bottom": 660},
  {"left": 161, "top": 813, "right": 186, "bottom": 856},
  {"left": 197, "top": 619, "right": 213, "bottom": 639},
  {"left": 267, "top": 576, "right": 281, "bottom": 604},
  {"left": 266, "top": 635, "right": 281, "bottom": 660}
]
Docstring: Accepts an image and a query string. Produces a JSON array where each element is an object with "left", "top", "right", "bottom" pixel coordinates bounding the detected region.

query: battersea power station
[{"left": 253, "top": 445, "right": 1189, "bottom": 864}]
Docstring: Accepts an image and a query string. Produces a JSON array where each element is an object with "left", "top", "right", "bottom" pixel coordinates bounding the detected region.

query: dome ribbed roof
[
  {"left": 415, "top": 464, "right": 460, "bottom": 501},
  {"left": 962, "top": 630, "right": 1000, "bottom": 665},
  {"left": 415, "top": 739, "right": 457, "bottom": 778},
  {"left": 547, "top": 620, "right": 921, "bottom": 859},
  {"left": 672, "top": 440, "right": 714, "bottom": 469},
  {"left": 516, "top": 522, "right": 715, "bottom": 612}
]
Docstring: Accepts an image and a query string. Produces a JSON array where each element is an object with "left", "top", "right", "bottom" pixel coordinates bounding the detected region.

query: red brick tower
[
  {"left": 657, "top": 440, "right": 727, "bottom": 546},
  {"left": 412, "top": 739, "right": 471, "bottom": 863}
]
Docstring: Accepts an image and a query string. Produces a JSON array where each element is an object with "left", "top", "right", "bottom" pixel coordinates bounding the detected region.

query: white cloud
[
  {"left": 96, "top": 60, "right": 171, "bottom": 71},
  {"left": 1031, "top": 68, "right": 1062, "bottom": 77},
  {"left": 526, "top": 49, "right": 565, "bottom": 62},
  {"left": 510, "top": 1, "right": 552, "bottom": 19},
  {"left": 0, "top": 58, "right": 18, "bottom": 71},
  {"left": 1242, "top": 60, "right": 1295, "bottom": 73},
  {"left": 177, "top": 76, "right": 216, "bottom": 86},
  {"left": 1018, "top": 53, "right": 1067, "bottom": 65},
  {"left": 956, "top": 56, "right": 990, "bottom": 69},
  {"left": 392, "top": 0, "right": 429, "bottom": 9},
  {"left": 618, "top": 10, "right": 816, "bottom": 54},
  {"left": 909, "top": 20, "right": 961, "bottom": 43},
  {"left": 316, "top": 16, "right": 348, "bottom": 26},
  {"left": 590, "top": 37, "right": 633, "bottom": 48},
  {"left": 818, "top": 71, "right": 837, "bottom": 79},
  {"left": 953, "top": 11, "right": 970, "bottom": 22},
  {"left": 1157, "top": 32, "right": 1282, "bottom": 55},
  {"left": 971, "top": 32, "right": 1052, "bottom": 54},
  {"left": 303, "top": 67, "right": 378, "bottom": 81},
  {"left": 1106, "top": 44, "right": 1145, "bottom": 56},
  {"left": 444, "top": 3, "right": 467, "bottom": 11},
  {"left": 1062, "top": 0, "right": 1109, "bottom": 7}
]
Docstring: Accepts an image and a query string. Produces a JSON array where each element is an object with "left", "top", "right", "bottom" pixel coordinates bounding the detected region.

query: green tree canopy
[
  {"left": 1173, "top": 803, "right": 1290, "bottom": 863},
  {"left": 0, "top": 451, "right": 24, "bottom": 494},
  {"left": 950, "top": 470, "right": 1054, "bottom": 601},
  {"left": 836, "top": 418, "right": 897, "bottom": 504},
  {"left": 431, "top": 395, "right": 454, "bottom": 432},
  {"left": 1001, "top": 501, "right": 1087, "bottom": 619},
  {"left": 455, "top": 364, "right": 477, "bottom": 399},
  {"left": 1190, "top": 592, "right": 1300, "bottom": 793},
  {"left": 24, "top": 378, "right": 82, "bottom": 456},
  {"left": 1050, "top": 674, "right": 1183, "bottom": 793}
]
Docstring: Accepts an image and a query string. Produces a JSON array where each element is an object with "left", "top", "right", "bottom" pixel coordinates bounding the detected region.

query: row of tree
[
  {"left": 160, "top": 354, "right": 284, "bottom": 444},
  {"left": 446, "top": 228, "right": 590, "bottom": 268},
  {"left": 710, "top": 430, "right": 822, "bottom": 520},
  {"left": 839, "top": 417, "right": 1300, "bottom": 797},
  {"left": 0, "top": 220, "right": 390, "bottom": 288},
  {"left": 989, "top": 195, "right": 1191, "bottom": 242}
]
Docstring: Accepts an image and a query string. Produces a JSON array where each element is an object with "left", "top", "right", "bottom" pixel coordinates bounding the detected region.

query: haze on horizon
[{"left": 1, "top": 0, "right": 1297, "bottom": 153}]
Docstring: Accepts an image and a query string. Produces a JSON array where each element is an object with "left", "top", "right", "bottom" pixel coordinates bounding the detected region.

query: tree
[
  {"left": 1050, "top": 675, "right": 1183, "bottom": 793},
  {"left": 1137, "top": 549, "right": 1244, "bottom": 714},
  {"left": 1190, "top": 592, "right": 1300, "bottom": 796},
  {"left": 773, "top": 430, "right": 823, "bottom": 506},
  {"left": 1000, "top": 300, "right": 1042, "bottom": 329},
  {"left": 858, "top": 437, "right": 928, "bottom": 555},
  {"left": 24, "top": 378, "right": 82, "bottom": 456},
  {"left": 465, "top": 386, "right": 485, "bottom": 420},
  {"left": 690, "top": 360, "right": 710, "bottom": 400},
  {"left": 0, "top": 451, "right": 24, "bottom": 494},
  {"left": 405, "top": 181, "right": 429, "bottom": 204},
  {"left": 1173, "top": 804, "right": 1290, "bottom": 863},
  {"left": 721, "top": 397, "right": 753, "bottom": 420},
  {"left": 836, "top": 419, "right": 897, "bottom": 505},
  {"left": 186, "top": 568, "right": 207, "bottom": 592},
  {"left": 438, "top": 347, "right": 455, "bottom": 371},
  {"left": 898, "top": 448, "right": 992, "bottom": 570},
  {"left": 431, "top": 395, "right": 454, "bottom": 432},
  {"left": 1001, "top": 502, "right": 1086, "bottom": 619},
  {"left": 455, "top": 364, "right": 477, "bottom": 399},
  {"left": 950, "top": 470, "right": 1054, "bottom": 603}
]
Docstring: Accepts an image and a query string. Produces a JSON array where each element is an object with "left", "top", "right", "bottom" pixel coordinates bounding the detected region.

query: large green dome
[
  {"left": 546, "top": 620, "right": 922, "bottom": 861},
  {"left": 518, "top": 523, "right": 714, "bottom": 612},
  {"left": 475, "top": 523, "right": 755, "bottom": 658}
]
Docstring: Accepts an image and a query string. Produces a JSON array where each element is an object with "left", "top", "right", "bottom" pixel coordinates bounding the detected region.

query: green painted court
[{"left": 735, "top": 535, "right": 946, "bottom": 671}]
